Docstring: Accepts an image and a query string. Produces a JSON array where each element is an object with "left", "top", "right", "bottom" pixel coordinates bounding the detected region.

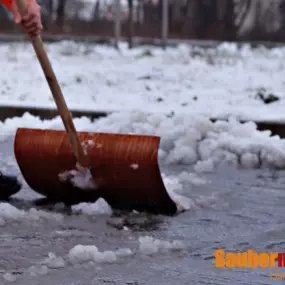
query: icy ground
[
  {"left": 1, "top": 41, "right": 285, "bottom": 121},
  {"left": 0, "top": 112, "right": 285, "bottom": 284}
]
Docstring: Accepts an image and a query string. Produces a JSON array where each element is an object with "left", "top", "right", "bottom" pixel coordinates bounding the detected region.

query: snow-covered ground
[
  {"left": 1, "top": 41, "right": 285, "bottom": 121},
  {"left": 2, "top": 41, "right": 285, "bottom": 283}
]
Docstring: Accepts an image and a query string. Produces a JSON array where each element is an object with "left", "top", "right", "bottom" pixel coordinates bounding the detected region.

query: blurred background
[{"left": 0, "top": 0, "right": 284, "bottom": 45}]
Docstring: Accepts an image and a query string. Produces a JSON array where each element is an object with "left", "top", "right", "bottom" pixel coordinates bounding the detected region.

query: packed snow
[{"left": 1, "top": 41, "right": 285, "bottom": 121}]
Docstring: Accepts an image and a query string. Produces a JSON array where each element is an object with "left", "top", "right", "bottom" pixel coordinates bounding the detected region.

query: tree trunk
[
  {"left": 127, "top": 0, "right": 134, "bottom": 49},
  {"left": 56, "top": 0, "right": 67, "bottom": 30}
]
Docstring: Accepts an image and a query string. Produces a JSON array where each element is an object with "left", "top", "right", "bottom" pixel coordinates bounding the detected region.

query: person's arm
[{"left": 1, "top": 0, "right": 43, "bottom": 38}]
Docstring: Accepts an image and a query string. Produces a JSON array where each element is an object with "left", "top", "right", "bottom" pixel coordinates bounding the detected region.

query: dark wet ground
[{"left": 0, "top": 136, "right": 285, "bottom": 285}]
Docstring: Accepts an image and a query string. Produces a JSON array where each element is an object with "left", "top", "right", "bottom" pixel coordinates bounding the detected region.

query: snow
[
  {"left": 138, "top": 236, "right": 185, "bottom": 255},
  {"left": 42, "top": 253, "right": 66, "bottom": 269},
  {"left": 68, "top": 245, "right": 117, "bottom": 264},
  {"left": 71, "top": 198, "right": 113, "bottom": 216},
  {"left": 2, "top": 41, "right": 285, "bottom": 121},
  {"left": 58, "top": 168, "right": 98, "bottom": 190},
  {"left": 2, "top": 273, "right": 17, "bottom": 282},
  {"left": 2, "top": 41, "right": 285, "bottom": 216},
  {"left": 0, "top": 203, "right": 63, "bottom": 225}
]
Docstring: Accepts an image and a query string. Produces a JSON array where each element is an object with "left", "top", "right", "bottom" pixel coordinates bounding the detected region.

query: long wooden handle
[{"left": 16, "top": 0, "right": 88, "bottom": 168}]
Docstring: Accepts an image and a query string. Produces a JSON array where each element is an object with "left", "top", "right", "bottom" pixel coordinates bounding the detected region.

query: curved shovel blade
[{"left": 14, "top": 128, "right": 177, "bottom": 215}]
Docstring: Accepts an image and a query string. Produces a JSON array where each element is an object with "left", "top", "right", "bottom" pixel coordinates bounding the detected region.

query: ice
[
  {"left": 114, "top": 248, "right": 133, "bottom": 257},
  {"left": 162, "top": 173, "right": 195, "bottom": 211},
  {"left": 27, "top": 265, "right": 48, "bottom": 276},
  {"left": 178, "top": 172, "right": 208, "bottom": 186},
  {"left": 2, "top": 273, "right": 17, "bottom": 282},
  {"left": 139, "top": 236, "right": 185, "bottom": 255},
  {"left": 68, "top": 245, "right": 117, "bottom": 264},
  {"left": 71, "top": 198, "right": 113, "bottom": 216},
  {"left": 42, "top": 253, "right": 66, "bottom": 269},
  {"left": 0, "top": 203, "right": 63, "bottom": 225}
]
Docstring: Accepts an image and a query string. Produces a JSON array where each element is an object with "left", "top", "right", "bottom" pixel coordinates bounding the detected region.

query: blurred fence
[{"left": 1, "top": 0, "right": 285, "bottom": 44}]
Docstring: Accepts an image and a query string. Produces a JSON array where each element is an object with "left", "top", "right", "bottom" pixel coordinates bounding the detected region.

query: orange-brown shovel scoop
[
  {"left": 14, "top": 128, "right": 177, "bottom": 215},
  {"left": 13, "top": 0, "right": 177, "bottom": 215}
]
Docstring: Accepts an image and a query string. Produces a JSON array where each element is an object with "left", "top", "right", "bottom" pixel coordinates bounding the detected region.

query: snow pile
[
  {"left": 2, "top": 112, "right": 285, "bottom": 171},
  {"left": 71, "top": 198, "right": 113, "bottom": 216},
  {"left": 0, "top": 203, "right": 63, "bottom": 225},
  {"left": 139, "top": 236, "right": 186, "bottom": 255},
  {"left": 68, "top": 245, "right": 118, "bottom": 264}
]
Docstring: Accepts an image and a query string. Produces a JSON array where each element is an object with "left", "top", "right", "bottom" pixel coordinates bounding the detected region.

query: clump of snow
[
  {"left": 42, "top": 253, "right": 66, "bottom": 269},
  {"left": 81, "top": 139, "right": 95, "bottom": 155},
  {"left": 71, "top": 198, "right": 113, "bottom": 216},
  {"left": 27, "top": 265, "right": 48, "bottom": 277},
  {"left": 58, "top": 168, "right": 98, "bottom": 190},
  {"left": 178, "top": 171, "right": 208, "bottom": 186},
  {"left": 2, "top": 273, "right": 17, "bottom": 282},
  {"left": 0, "top": 203, "right": 63, "bottom": 224},
  {"left": 114, "top": 248, "right": 133, "bottom": 257},
  {"left": 162, "top": 173, "right": 194, "bottom": 211},
  {"left": 139, "top": 236, "right": 185, "bottom": 255},
  {"left": 130, "top": 163, "right": 139, "bottom": 170},
  {"left": 68, "top": 245, "right": 117, "bottom": 264}
]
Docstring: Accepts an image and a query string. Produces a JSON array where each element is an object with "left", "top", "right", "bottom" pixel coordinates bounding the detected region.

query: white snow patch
[
  {"left": 139, "top": 236, "right": 185, "bottom": 255},
  {"left": 71, "top": 198, "right": 113, "bottom": 216},
  {"left": 3, "top": 42, "right": 285, "bottom": 122},
  {"left": 130, "top": 163, "right": 139, "bottom": 170},
  {"left": 81, "top": 139, "right": 95, "bottom": 155},
  {"left": 68, "top": 245, "right": 117, "bottom": 264},
  {"left": 0, "top": 203, "right": 63, "bottom": 224}
]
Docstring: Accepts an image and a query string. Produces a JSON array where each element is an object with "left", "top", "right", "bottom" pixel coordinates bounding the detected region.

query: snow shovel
[{"left": 13, "top": 0, "right": 177, "bottom": 215}]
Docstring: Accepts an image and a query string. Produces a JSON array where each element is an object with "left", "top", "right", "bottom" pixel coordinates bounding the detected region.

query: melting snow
[
  {"left": 0, "top": 203, "right": 63, "bottom": 225},
  {"left": 71, "top": 198, "right": 113, "bottom": 216},
  {"left": 139, "top": 236, "right": 186, "bottom": 255}
]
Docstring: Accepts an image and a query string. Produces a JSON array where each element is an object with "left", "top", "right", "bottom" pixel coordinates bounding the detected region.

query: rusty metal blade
[{"left": 14, "top": 128, "right": 177, "bottom": 215}]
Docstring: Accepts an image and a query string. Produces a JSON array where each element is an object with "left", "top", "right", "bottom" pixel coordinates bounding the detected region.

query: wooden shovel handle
[{"left": 15, "top": 0, "right": 88, "bottom": 168}]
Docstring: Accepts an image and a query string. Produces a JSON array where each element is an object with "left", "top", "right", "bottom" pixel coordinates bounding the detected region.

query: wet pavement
[{"left": 0, "top": 135, "right": 285, "bottom": 285}]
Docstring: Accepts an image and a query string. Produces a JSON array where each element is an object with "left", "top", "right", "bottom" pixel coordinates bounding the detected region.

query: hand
[{"left": 12, "top": 0, "right": 43, "bottom": 38}]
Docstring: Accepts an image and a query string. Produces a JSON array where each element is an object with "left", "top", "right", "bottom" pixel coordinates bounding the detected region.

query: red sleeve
[{"left": 1, "top": 0, "right": 14, "bottom": 9}]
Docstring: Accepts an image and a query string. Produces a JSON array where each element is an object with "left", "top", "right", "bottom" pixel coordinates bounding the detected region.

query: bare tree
[
  {"left": 127, "top": 0, "right": 134, "bottom": 49},
  {"left": 56, "top": 0, "right": 67, "bottom": 30}
]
